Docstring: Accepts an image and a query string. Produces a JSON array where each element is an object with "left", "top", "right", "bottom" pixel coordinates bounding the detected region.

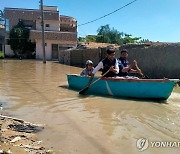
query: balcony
[{"left": 30, "top": 30, "right": 77, "bottom": 42}]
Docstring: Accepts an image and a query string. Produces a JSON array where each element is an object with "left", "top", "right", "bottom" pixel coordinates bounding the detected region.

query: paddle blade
[
  {"left": 79, "top": 87, "right": 89, "bottom": 94},
  {"left": 142, "top": 75, "right": 150, "bottom": 79}
]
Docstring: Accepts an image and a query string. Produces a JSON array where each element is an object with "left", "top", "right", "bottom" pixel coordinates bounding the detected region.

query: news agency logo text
[{"left": 136, "top": 138, "right": 180, "bottom": 151}]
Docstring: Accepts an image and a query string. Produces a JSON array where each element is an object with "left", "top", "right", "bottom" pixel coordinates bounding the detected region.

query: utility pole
[{"left": 40, "top": 0, "right": 46, "bottom": 63}]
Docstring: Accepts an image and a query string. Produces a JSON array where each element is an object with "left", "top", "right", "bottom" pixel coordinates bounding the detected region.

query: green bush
[{"left": 0, "top": 51, "right": 4, "bottom": 58}]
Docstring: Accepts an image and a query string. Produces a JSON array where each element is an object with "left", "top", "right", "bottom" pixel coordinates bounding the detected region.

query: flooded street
[{"left": 0, "top": 60, "right": 180, "bottom": 154}]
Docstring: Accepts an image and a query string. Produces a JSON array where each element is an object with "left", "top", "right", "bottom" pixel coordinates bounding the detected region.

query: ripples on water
[{"left": 0, "top": 60, "right": 180, "bottom": 154}]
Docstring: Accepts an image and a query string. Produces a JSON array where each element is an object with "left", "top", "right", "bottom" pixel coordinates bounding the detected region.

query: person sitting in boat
[
  {"left": 86, "top": 48, "right": 119, "bottom": 87},
  {"left": 79, "top": 48, "right": 119, "bottom": 94},
  {"left": 92, "top": 48, "right": 119, "bottom": 78},
  {"left": 118, "top": 49, "right": 141, "bottom": 78},
  {"left": 80, "top": 60, "right": 94, "bottom": 76}
]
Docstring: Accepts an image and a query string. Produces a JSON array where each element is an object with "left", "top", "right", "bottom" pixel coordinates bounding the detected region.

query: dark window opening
[
  {"left": 46, "top": 24, "right": 50, "bottom": 28},
  {"left": 6, "top": 39, "right": 10, "bottom": 45}
]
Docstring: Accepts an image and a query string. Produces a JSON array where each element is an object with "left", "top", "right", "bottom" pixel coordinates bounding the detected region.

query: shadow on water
[
  {"left": 58, "top": 85, "right": 167, "bottom": 104},
  {"left": 58, "top": 85, "right": 69, "bottom": 89}
]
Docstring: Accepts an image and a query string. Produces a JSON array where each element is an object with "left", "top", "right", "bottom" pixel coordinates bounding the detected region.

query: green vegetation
[
  {"left": 0, "top": 10, "right": 5, "bottom": 26},
  {"left": 0, "top": 51, "right": 4, "bottom": 58},
  {"left": 78, "top": 37, "right": 86, "bottom": 42},
  {"left": 139, "top": 39, "right": 151, "bottom": 43},
  {"left": 78, "top": 24, "right": 150, "bottom": 44},
  {"left": 9, "top": 20, "right": 35, "bottom": 57}
]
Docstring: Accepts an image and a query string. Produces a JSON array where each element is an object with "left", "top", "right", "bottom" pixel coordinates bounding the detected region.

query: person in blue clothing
[{"left": 118, "top": 49, "right": 141, "bottom": 78}]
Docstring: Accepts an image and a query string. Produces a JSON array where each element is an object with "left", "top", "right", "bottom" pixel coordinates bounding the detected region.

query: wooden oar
[
  {"left": 135, "top": 63, "right": 149, "bottom": 79},
  {"left": 79, "top": 69, "right": 110, "bottom": 94}
]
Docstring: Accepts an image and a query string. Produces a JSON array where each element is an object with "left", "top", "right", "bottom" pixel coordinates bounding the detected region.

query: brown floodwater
[{"left": 0, "top": 60, "right": 180, "bottom": 154}]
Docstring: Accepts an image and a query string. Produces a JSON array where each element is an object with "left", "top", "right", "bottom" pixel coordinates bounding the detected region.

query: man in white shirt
[
  {"left": 79, "top": 48, "right": 119, "bottom": 94},
  {"left": 88, "top": 48, "right": 119, "bottom": 85}
]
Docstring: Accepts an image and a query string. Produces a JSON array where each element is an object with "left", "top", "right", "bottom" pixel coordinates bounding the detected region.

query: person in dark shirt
[
  {"left": 85, "top": 48, "right": 119, "bottom": 88},
  {"left": 92, "top": 48, "right": 119, "bottom": 77},
  {"left": 118, "top": 49, "right": 141, "bottom": 78}
]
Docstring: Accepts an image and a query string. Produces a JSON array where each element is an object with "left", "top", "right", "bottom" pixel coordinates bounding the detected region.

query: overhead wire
[
  {"left": 78, "top": 0, "right": 138, "bottom": 27},
  {"left": 4, "top": 0, "right": 139, "bottom": 39}
]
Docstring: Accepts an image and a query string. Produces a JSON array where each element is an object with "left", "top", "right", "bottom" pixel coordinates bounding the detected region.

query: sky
[{"left": 0, "top": 0, "right": 180, "bottom": 42}]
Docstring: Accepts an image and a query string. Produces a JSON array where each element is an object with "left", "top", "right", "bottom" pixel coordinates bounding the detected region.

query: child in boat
[{"left": 80, "top": 60, "right": 94, "bottom": 76}]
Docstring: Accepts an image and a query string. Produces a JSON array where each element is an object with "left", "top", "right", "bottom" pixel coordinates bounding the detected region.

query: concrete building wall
[
  {"left": 60, "top": 15, "right": 77, "bottom": 32},
  {"left": 36, "top": 40, "right": 52, "bottom": 60},
  {"left": 82, "top": 49, "right": 100, "bottom": 66},
  {"left": 30, "top": 30, "right": 77, "bottom": 41},
  {"left": 36, "top": 40, "right": 76, "bottom": 60},
  {"left": 4, "top": 8, "right": 59, "bottom": 30},
  {"left": 36, "top": 19, "right": 60, "bottom": 31},
  {"left": 59, "top": 50, "right": 71, "bottom": 65},
  {"left": 67, "top": 48, "right": 100, "bottom": 67},
  {"left": 43, "top": 6, "right": 58, "bottom": 11},
  {"left": 69, "top": 49, "right": 83, "bottom": 67},
  {"left": 5, "top": 45, "right": 14, "bottom": 56}
]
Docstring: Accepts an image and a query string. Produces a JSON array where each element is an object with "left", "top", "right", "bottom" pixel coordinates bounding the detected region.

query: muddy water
[{"left": 0, "top": 60, "right": 180, "bottom": 154}]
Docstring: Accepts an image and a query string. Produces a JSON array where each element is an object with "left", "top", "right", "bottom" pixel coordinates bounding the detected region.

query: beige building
[{"left": 4, "top": 6, "right": 77, "bottom": 60}]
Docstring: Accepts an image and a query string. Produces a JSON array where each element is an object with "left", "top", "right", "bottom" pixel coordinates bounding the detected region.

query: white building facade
[{"left": 4, "top": 6, "right": 77, "bottom": 60}]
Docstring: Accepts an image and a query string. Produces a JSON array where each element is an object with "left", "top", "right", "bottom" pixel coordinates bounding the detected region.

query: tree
[
  {"left": 96, "top": 24, "right": 124, "bottom": 44},
  {"left": 9, "top": 20, "right": 35, "bottom": 57},
  {"left": 108, "top": 28, "right": 124, "bottom": 44},
  {"left": 85, "top": 35, "right": 97, "bottom": 42},
  {"left": 122, "top": 34, "right": 141, "bottom": 44},
  {"left": 139, "top": 39, "right": 151, "bottom": 43},
  {"left": 80, "top": 24, "right": 147, "bottom": 45},
  {"left": 97, "top": 24, "right": 111, "bottom": 35},
  {"left": 0, "top": 10, "right": 5, "bottom": 27},
  {"left": 78, "top": 37, "right": 85, "bottom": 42},
  {"left": 96, "top": 24, "right": 111, "bottom": 43}
]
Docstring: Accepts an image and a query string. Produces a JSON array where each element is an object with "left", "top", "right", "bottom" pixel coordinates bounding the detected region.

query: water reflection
[{"left": 0, "top": 60, "right": 180, "bottom": 154}]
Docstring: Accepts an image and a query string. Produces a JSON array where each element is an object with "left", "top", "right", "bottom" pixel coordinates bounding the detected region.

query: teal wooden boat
[{"left": 67, "top": 74, "right": 178, "bottom": 100}]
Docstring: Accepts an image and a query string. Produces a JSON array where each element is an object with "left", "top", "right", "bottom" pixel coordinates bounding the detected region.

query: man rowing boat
[
  {"left": 79, "top": 48, "right": 119, "bottom": 94},
  {"left": 118, "top": 49, "right": 142, "bottom": 78}
]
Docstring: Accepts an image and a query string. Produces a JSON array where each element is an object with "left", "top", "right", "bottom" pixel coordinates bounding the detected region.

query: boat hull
[{"left": 67, "top": 75, "right": 176, "bottom": 100}]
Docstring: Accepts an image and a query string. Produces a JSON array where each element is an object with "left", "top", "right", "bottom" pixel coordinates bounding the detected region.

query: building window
[
  {"left": 46, "top": 24, "right": 50, "bottom": 28},
  {"left": 5, "top": 19, "right": 9, "bottom": 32},
  {"left": 25, "top": 26, "right": 32, "bottom": 29},
  {"left": 52, "top": 44, "right": 58, "bottom": 51}
]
